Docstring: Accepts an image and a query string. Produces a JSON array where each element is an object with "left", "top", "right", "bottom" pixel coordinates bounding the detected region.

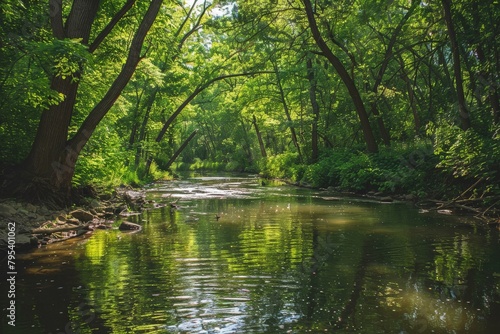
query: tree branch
[
  {"left": 89, "top": 0, "right": 136, "bottom": 53},
  {"left": 69, "top": 0, "right": 163, "bottom": 152},
  {"left": 154, "top": 71, "right": 274, "bottom": 143}
]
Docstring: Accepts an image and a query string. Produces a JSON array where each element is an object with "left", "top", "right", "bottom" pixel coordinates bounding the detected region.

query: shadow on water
[{"left": 2, "top": 173, "right": 500, "bottom": 333}]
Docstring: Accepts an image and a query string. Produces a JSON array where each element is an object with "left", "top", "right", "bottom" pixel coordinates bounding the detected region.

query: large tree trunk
[
  {"left": 302, "top": 0, "right": 378, "bottom": 153},
  {"left": 6, "top": 0, "right": 163, "bottom": 205},
  {"left": 20, "top": 0, "right": 100, "bottom": 199}
]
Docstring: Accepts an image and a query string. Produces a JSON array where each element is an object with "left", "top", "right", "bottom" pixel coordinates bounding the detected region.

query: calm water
[{"left": 2, "top": 174, "right": 500, "bottom": 333}]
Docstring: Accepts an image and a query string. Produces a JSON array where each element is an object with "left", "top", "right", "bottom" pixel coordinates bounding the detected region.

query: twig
[
  {"left": 437, "top": 177, "right": 484, "bottom": 210},
  {"left": 480, "top": 198, "right": 500, "bottom": 218}
]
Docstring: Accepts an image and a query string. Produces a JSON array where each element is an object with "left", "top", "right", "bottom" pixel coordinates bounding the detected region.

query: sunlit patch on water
[{"left": 161, "top": 185, "right": 256, "bottom": 200}]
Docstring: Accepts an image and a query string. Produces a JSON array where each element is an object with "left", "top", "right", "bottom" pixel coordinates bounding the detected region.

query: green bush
[
  {"left": 261, "top": 152, "right": 305, "bottom": 182},
  {"left": 435, "top": 126, "right": 500, "bottom": 197},
  {"left": 300, "top": 143, "right": 437, "bottom": 196}
]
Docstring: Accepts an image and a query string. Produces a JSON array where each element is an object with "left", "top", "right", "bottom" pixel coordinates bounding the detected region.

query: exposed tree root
[{"left": 1, "top": 168, "right": 99, "bottom": 209}]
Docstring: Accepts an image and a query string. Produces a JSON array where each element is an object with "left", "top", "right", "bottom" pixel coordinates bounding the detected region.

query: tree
[
  {"left": 306, "top": 56, "right": 320, "bottom": 162},
  {"left": 442, "top": 0, "right": 470, "bottom": 130},
  {"left": 302, "top": 0, "right": 378, "bottom": 153},
  {"left": 2, "top": 0, "right": 163, "bottom": 204}
]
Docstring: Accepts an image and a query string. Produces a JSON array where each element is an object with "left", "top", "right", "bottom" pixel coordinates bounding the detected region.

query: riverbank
[
  {"left": 254, "top": 147, "right": 500, "bottom": 227},
  {"left": 274, "top": 177, "right": 500, "bottom": 228},
  {"left": 0, "top": 187, "right": 148, "bottom": 252}
]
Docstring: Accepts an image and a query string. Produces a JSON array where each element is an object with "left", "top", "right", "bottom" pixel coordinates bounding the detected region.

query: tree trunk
[
  {"left": 274, "top": 63, "right": 303, "bottom": 159},
  {"left": 20, "top": 0, "right": 100, "bottom": 198},
  {"left": 253, "top": 115, "right": 267, "bottom": 158},
  {"left": 397, "top": 55, "right": 422, "bottom": 134},
  {"left": 369, "top": 2, "right": 416, "bottom": 146},
  {"left": 306, "top": 57, "right": 320, "bottom": 163},
  {"left": 302, "top": 0, "right": 378, "bottom": 153},
  {"left": 442, "top": 0, "right": 471, "bottom": 130},
  {"left": 164, "top": 130, "right": 198, "bottom": 170},
  {"left": 7, "top": 0, "right": 163, "bottom": 204}
]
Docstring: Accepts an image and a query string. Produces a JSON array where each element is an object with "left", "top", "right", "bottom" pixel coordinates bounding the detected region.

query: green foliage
[
  {"left": 1, "top": 0, "right": 499, "bottom": 211},
  {"left": 300, "top": 144, "right": 438, "bottom": 196},
  {"left": 73, "top": 128, "right": 128, "bottom": 189},
  {"left": 147, "top": 161, "right": 172, "bottom": 182},
  {"left": 435, "top": 126, "right": 500, "bottom": 197},
  {"left": 32, "top": 38, "right": 91, "bottom": 80},
  {"left": 260, "top": 153, "right": 305, "bottom": 182},
  {"left": 187, "top": 159, "right": 225, "bottom": 171}
]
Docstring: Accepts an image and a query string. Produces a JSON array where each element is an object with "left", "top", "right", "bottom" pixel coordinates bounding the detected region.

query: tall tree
[
  {"left": 2, "top": 0, "right": 163, "bottom": 204},
  {"left": 302, "top": 0, "right": 378, "bottom": 153}
]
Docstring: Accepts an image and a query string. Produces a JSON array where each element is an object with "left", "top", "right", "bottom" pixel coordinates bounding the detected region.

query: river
[{"left": 2, "top": 174, "right": 500, "bottom": 333}]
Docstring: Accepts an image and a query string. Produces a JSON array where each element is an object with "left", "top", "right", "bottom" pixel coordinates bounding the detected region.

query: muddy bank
[{"left": 0, "top": 187, "right": 149, "bottom": 252}]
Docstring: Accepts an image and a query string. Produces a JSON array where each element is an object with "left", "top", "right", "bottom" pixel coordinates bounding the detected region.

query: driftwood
[{"left": 416, "top": 192, "right": 499, "bottom": 225}]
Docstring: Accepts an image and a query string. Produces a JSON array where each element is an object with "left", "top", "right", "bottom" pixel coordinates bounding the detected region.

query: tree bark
[
  {"left": 302, "top": 0, "right": 378, "bottom": 153},
  {"left": 22, "top": 0, "right": 100, "bottom": 196}
]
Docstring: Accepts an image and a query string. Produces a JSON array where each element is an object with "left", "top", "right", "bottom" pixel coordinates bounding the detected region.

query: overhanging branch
[
  {"left": 89, "top": 0, "right": 136, "bottom": 53},
  {"left": 155, "top": 71, "right": 274, "bottom": 143}
]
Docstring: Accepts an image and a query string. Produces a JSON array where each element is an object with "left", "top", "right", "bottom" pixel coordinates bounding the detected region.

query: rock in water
[{"left": 119, "top": 221, "right": 142, "bottom": 231}]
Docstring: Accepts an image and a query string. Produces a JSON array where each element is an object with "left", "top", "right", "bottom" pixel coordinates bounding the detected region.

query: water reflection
[{"left": 2, "top": 175, "right": 500, "bottom": 333}]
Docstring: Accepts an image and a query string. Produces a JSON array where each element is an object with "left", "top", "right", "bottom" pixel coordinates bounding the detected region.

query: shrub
[
  {"left": 435, "top": 127, "right": 500, "bottom": 197},
  {"left": 300, "top": 143, "right": 437, "bottom": 196},
  {"left": 261, "top": 152, "right": 305, "bottom": 181}
]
